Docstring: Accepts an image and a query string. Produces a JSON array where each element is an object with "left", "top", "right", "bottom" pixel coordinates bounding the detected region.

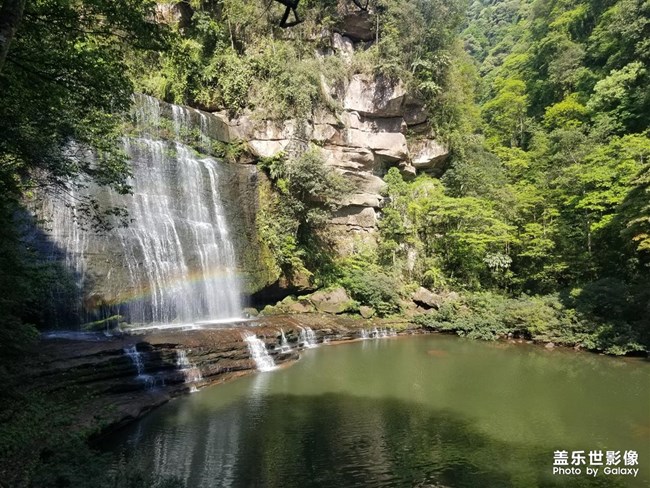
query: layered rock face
[
  {"left": 222, "top": 70, "right": 449, "bottom": 253},
  {"left": 31, "top": 315, "right": 416, "bottom": 435},
  {"left": 218, "top": 6, "right": 449, "bottom": 252}
]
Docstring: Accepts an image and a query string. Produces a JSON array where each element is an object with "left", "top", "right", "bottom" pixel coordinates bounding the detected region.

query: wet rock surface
[{"left": 31, "top": 315, "right": 420, "bottom": 438}]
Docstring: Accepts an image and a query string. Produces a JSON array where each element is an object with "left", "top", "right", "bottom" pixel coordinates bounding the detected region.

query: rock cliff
[
  {"left": 211, "top": 68, "right": 449, "bottom": 255},
  {"left": 32, "top": 6, "right": 451, "bottom": 313}
]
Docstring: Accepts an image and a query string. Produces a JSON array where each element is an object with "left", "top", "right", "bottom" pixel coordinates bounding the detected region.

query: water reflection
[
  {"left": 103, "top": 336, "right": 649, "bottom": 488},
  {"left": 110, "top": 392, "right": 633, "bottom": 488}
]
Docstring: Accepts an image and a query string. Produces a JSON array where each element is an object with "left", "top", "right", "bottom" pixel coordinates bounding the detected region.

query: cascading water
[
  {"left": 38, "top": 94, "right": 243, "bottom": 326},
  {"left": 124, "top": 345, "right": 145, "bottom": 376},
  {"left": 243, "top": 333, "right": 277, "bottom": 372},
  {"left": 176, "top": 349, "right": 203, "bottom": 388},
  {"left": 298, "top": 326, "right": 318, "bottom": 348},
  {"left": 124, "top": 344, "right": 160, "bottom": 389},
  {"left": 278, "top": 329, "right": 292, "bottom": 353},
  {"left": 364, "top": 327, "right": 396, "bottom": 339}
]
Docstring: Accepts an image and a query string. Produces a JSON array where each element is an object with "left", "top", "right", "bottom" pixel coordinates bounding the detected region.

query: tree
[
  {"left": 0, "top": 0, "right": 164, "bottom": 212},
  {"left": 0, "top": 0, "right": 165, "bottom": 369},
  {"left": 0, "top": 0, "right": 26, "bottom": 72},
  {"left": 482, "top": 77, "right": 529, "bottom": 147},
  {"left": 587, "top": 62, "right": 649, "bottom": 135},
  {"left": 258, "top": 147, "right": 351, "bottom": 281}
]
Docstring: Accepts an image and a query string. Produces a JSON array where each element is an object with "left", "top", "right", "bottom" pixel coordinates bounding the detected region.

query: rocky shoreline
[
  {"left": 30, "top": 314, "right": 421, "bottom": 440},
  {"left": 27, "top": 310, "right": 647, "bottom": 446}
]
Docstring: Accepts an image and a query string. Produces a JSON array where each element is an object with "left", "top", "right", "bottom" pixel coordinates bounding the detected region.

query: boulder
[
  {"left": 229, "top": 116, "right": 308, "bottom": 158},
  {"left": 403, "top": 103, "right": 428, "bottom": 126},
  {"left": 261, "top": 304, "right": 281, "bottom": 316},
  {"left": 279, "top": 296, "right": 315, "bottom": 314},
  {"left": 251, "top": 268, "right": 316, "bottom": 305},
  {"left": 446, "top": 291, "right": 460, "bottom": 301},
  {"left": 330, "top": 205, "right": 378, "bottom": 230},
  {"left": 398, "top": 162, "right": 417, "bottom": 180},
  {"left": 248, "top": 140, "right": 289, "bottom": 158},
  {"left": 412, "top": 287, "right": 442, "bottom": 310},
  {"left": 339, "top": 11, "right": 374, "bottom": 42},
  {"left": 154, "top": 2, "right": 193, "bottom": 29},
  {"left": 332, "top": 33, "right": 355, "bottom": 57},
  {"left": 242, "top": 307, "right": 259, "bottom": 318},
  {"left": 359, "top": 306, "right": 375, "bottom": 319},
  {"left": 343, "top": 129, "right": 409, "bottom": 161},
  {"left": 321, "top": 145, "right": 375, "bottom": 171},
  {"left": 309, "top": 287, "right": 354, "bottom": 314},
  {"left": 409, "top": 139, "right": 449, "bottom": 173},
  {"left": 313, "top": 123, "right": 338, "bottom": 143},
  {"left": 342, "top": 74, "right": 407, "bottom": 117}
]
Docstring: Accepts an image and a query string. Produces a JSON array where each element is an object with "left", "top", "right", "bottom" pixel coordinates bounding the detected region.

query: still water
[{"left": 104, "top": 335, "right": 650, "bottom": 487}]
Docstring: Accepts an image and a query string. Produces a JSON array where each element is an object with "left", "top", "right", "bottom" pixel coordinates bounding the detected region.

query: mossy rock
[{"left": 309, "top": 287, "right": 354, "bottom": 314}]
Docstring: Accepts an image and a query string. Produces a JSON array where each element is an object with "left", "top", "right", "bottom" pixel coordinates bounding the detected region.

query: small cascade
[
  {"left": 243, "top": 333, "right": 277, "bottom": 372},
  {"left": 366, "top": 327, "right": 397, "bottom": 339},
  {"left": 278, "top": 328, "right": 292, "bottom": 353},
  {"left": 298, "top": 326, "right": 318, "bottom": 348},
  {"left": 124, "top": 345, "right": 161, "bottom": 389},
  {"left": 124, "top": 345, "right": 145, "bottom": 376},
  {"left": 176, "top": 349, "right": 203, "bottom": 386}
]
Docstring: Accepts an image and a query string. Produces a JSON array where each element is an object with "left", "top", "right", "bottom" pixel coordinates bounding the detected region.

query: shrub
[{"left": 340, "top": 268, "right": 402, "bottom": 317}]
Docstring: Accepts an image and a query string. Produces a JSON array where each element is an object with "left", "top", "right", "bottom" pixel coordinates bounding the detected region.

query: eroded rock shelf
[{"left": 30, "top": 315, "right": 419, "bottom": 438}]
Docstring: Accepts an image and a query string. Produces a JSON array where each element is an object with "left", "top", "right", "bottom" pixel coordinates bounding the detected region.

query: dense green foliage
[
  {"left": 338, "top": 250, "right": 404, "bottom": 316},
  {"left": 371, "top": 0, "right": 649, "bottom": 352},
  {"left": 258, "top": 147, "right": 351, "bottom": 284},
  {"left": 414, "top": 290, "right": 645, "bottom": 354},
  {"left": 132, "top": 0, "right": 466, "bottom": 130}
]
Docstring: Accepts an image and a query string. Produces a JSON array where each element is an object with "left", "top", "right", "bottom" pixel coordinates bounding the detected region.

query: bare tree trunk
[{"left": 0, "top": 0, "right": 26, "bottom": 73}]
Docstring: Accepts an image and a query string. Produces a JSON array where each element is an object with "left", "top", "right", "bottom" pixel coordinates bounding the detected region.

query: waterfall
[
  {"left": 278, "top": 328, "right": 292, "bottom": 353},
  {"left": 363, "top": 327, "right": 397, "bottom": 339},
  {"left": 124, "top": 344, "right": 161, "bottom": 388},
  {"left": 124, "top": 345, "right": 145, "bottom": 376},
  {"left": 38, "top": 94, "right": 243, "bottom": 326},
  {"left": 298, "top": 326, "right": 318, "bottom": 348},
  {"left": 243, "top": 333, "right": 277, "bottom": 372},
  {"left": 176, "top": 349, "right": 203, "bottom": 386}
]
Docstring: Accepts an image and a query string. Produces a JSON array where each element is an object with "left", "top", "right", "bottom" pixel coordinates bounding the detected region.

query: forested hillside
[
  {"left": 0, "top": 0, "right": 649, "bottom": 485},
  {"left": 129, "top": 1, "right": 650, "bottom": 356},
  {"left": 1, "top": 0, "right": 648, "bottom": 364},
  {"left": 377, "top": 0, "right": 650, "bottom": 353}
]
